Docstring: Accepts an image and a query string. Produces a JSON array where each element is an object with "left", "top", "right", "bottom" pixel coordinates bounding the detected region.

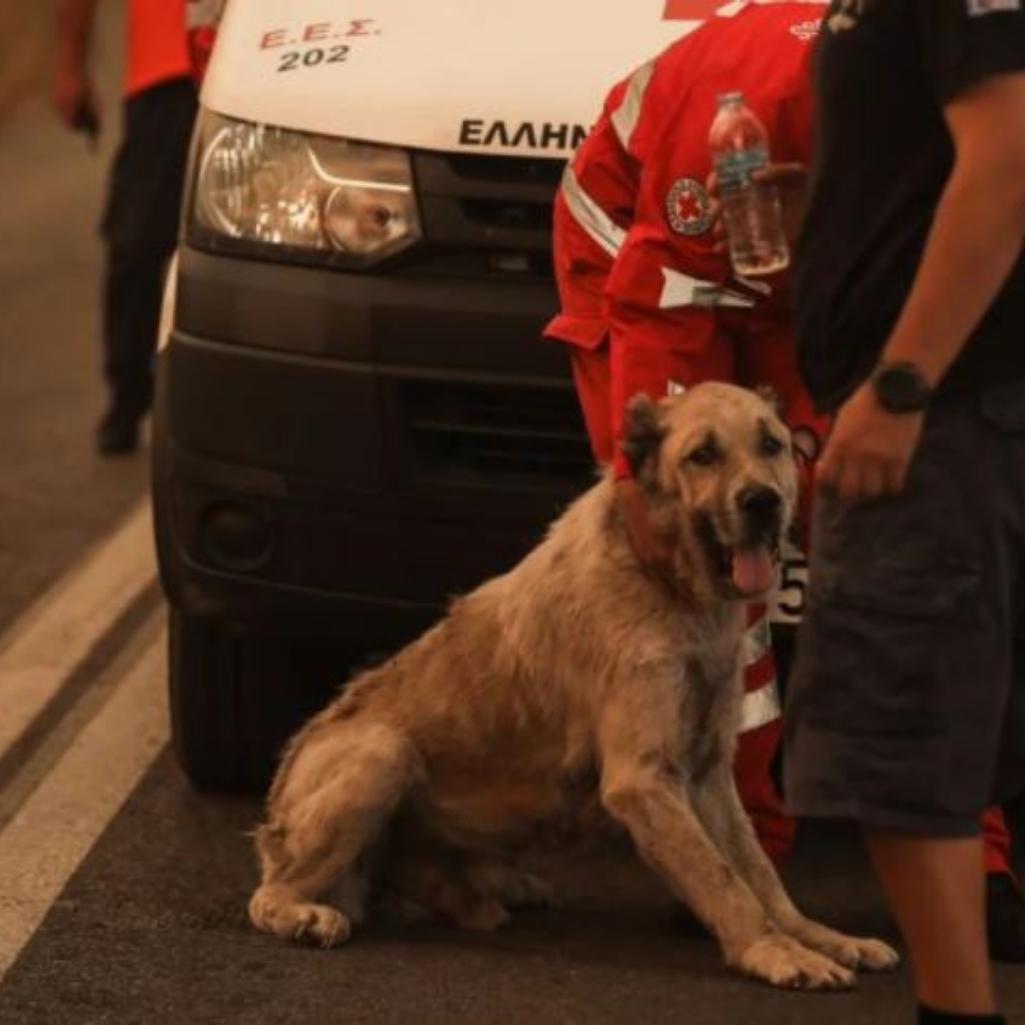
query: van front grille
[
  {"left": 399, "top": 377, "right": 593, "bottom": 489},
  {"left": 411, "top": 151, "right": 564, "bottom": 279},
  {"left": 444, "top": 153, "right": 565, "bottom": 188}
]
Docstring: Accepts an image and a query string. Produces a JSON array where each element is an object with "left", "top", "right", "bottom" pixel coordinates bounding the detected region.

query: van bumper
[{"left": 152, "top": 246, "right": 591, "bottom": 647}]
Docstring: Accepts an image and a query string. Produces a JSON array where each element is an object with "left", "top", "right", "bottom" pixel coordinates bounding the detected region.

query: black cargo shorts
[{"left": 784, "top": 380, "right": 1025, "bottom": 836}]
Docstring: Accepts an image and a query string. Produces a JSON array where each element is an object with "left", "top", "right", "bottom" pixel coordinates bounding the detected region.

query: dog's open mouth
[{"left": 697, "top": 517, "right": 782, "bottom": 599}]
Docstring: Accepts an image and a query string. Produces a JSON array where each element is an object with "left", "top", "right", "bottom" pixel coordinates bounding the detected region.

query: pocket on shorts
[{"left": 804, "top": 556, "right": 983, "bottom": 740}]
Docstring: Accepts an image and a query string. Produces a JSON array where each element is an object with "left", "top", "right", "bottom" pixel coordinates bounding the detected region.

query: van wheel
[{"left": 168, "top": 612, "right": 344, "bottom": 794}]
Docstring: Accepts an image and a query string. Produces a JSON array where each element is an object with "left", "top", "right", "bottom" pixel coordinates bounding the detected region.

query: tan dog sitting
[{"left": 248, "top": 383, "right": 899, "bottom": 990}]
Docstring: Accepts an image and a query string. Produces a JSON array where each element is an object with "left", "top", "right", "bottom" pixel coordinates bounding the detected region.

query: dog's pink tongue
[{"left": 731, "top": 546, "right": 776, "bottom": 596}]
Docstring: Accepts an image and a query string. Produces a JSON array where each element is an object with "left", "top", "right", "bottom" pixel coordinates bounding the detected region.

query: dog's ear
[
  {"left": 754, "top": 385, "right": 783, "bottom": 417},
  {"left": 622, "top": 394, "right": 668, "bottom": 483}
]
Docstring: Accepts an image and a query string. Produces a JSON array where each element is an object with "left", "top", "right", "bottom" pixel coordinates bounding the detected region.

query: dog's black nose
[{"left": 737, "top": 486, "right": 782, "bottom": 522}]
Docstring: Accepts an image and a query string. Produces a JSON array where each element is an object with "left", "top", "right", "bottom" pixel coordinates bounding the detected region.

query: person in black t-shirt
[{"left": 782, "top": 2, "right": 1025, "bottom": 1024}]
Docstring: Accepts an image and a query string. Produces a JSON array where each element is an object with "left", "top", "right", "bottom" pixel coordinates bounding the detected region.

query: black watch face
[{"left": 877, "top": 366, "right": 928, "bottom": 412}]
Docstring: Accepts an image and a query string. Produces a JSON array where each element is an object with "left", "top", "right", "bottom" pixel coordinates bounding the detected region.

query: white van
[{"left": 154, "top": 0, "right": 700, "bottom": 791}]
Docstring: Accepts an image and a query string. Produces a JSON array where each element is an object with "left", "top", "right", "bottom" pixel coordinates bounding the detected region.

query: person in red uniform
[
  {"left": 55, "top": 1, "right": 222, "bottom": 454},
  {"left": 547, "top": 0, "right": 1025, "bottom": 957}
]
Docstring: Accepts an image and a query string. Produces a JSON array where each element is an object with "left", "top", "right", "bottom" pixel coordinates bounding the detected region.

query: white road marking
[
  {"left": 0, "top": 624, "right": 168, "bottom": 981},
  {"left": 0, "top": 500, "right": 156, "bottom": 767}
]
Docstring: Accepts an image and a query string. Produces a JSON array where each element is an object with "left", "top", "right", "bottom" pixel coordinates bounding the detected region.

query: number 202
[{"left": 278, "top": 46, "right": 350, "bottom": 72}]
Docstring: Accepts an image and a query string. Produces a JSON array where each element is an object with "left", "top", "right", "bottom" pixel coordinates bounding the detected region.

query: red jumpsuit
[
  {"left": 546, "top": 0, "right": 1014, "bottom": 872},
  {"left": 125, "top": 0, "right": 222, "bottom": 96}
]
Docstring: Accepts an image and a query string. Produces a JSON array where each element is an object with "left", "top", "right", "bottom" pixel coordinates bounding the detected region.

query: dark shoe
[
  {"left": 97, "top": 407, "right": 139, "bottom": 455},
  {"left": 987, "top": 871, "right": 1025, "bottom": 963}
]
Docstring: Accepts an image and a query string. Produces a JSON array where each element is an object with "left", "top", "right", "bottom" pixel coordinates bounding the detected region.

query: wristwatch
[{"left": 871, "top": 361, "right": 933, "bottom": 414}]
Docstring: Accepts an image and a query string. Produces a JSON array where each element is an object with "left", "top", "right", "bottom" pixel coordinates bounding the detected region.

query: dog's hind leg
[
  {"left": 464, "top": 857, "right": 551, "bottom": 911},
  {"left": 249, "top": 721, "right": 418, "bottom": 947},
  {"left": 388, "top": 850, "right": 512, "bottom": 932},
  {"left": 382, "top": 817, "right": 512, "bottom": 931}
]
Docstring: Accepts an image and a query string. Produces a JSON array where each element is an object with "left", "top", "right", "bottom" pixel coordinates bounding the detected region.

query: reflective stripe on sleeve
[
  {"left": 560, "top": 166, "right": 628, "bottom": 259},
  {"left": 739, "top": 679, "right": 782, "bottom": 734},
  {"left": 659, "top": 267, "right": 756, "bottom": 310},
  {"left": 611, "top": 61, "right": 655, "bottom": 151}
]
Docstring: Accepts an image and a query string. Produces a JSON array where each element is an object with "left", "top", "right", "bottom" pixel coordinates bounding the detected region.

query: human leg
[
  {"left": 99, "top": 77, "right": 196, "bottom": 452},
  {"left": 868, "top": 833, "right": 994, "bottom": 1015},
  {"left": 570, "top": 343, "right": 615, "bottom": 463},
  {"left": 786, "top": 391, "right": 1021, "bottom": 1015}
]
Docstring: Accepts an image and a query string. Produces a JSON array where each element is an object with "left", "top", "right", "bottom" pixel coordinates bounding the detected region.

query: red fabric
[
  {"left": 570, "top": 347, "right": 614, "bottom": 465},
  {"left": 125, "top": 0, "right": 219, "bottom": 96},
  {"left": 983, "top": 806, "right": 1014, "bottom": 876},
  {"left": 605, "top": 3, "right": 823, "bottom": 477},
  {"left": 735, "top": 718, "right": 793, "bottom": 865},
  {"left": 609, "top": 305, "right": 830, "bottom": 477},
  {"left": 125, "top": 0, "right": 190, "bottom": 96},
  {"left": 546, "top": 79, "right": 636, "bottom": 345}
]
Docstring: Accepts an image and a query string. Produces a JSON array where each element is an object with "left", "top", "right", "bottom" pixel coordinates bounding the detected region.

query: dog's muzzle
[
  {"left": 733, "top": 486, "right": 784, "bottom": 596},
  {"left": 737, "top": 486, "right": 783, "bottom": 542},
  {"left": 695, "top": 486, "right": 786, "bottom": 600}
]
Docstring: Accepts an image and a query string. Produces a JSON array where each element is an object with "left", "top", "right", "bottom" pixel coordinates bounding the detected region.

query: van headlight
[{"left": 188, "top": 111, "right": 421, "bottom": 266}]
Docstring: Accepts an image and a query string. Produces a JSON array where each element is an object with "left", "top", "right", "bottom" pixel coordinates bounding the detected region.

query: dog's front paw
[
  {"left": 733, "top": 934, "right": 856, "bottom": 991},
  {"left": 249, "top": 887, "right": 352, "bottom": 948},
  {"left": 292, "top": 904, "right": 352, "bottom": 948},
  {"left": 787, "top": 919, "right": 901, "bottom": 973}
]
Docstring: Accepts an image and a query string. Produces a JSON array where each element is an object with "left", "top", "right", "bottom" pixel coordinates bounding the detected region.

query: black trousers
[{"left": 101, "top": 76, "right": 197, "bottom": 416}]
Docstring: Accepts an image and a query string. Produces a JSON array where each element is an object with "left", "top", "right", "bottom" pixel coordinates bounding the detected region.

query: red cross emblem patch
[{"left": 666, "top": 177, "right": 712, "bottom": 236}]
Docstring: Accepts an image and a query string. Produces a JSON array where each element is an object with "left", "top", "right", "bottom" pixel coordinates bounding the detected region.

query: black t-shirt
[{"left": 795, "top": 0, "right": 1025, "bottom": 412}]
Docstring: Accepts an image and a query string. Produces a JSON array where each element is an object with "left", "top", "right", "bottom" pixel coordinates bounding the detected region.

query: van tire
[
  {"left": 168, "top": 612, "right": 363, "bottom": 794},
  {"left": 169, "top": 612, "right": 271, "bottom": 793}
]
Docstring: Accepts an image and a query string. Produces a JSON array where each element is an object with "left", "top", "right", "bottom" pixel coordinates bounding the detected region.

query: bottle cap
[{"left": 717, "top": 91, "right": 744, "bottom": 106}]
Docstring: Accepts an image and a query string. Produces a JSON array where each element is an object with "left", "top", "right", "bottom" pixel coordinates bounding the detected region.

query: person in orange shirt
[{"left": 55, "top": 1, "right": 222, "bottom": 454}]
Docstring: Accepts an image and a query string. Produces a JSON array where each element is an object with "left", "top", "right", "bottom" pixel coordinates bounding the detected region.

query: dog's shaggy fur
[{"left": 249, "top": 383, "right": 899, "bottom": 989}]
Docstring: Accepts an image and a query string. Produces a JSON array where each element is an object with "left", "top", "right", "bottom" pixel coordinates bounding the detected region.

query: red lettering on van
[
  {"left": 260, "top": 29, "right": 287, "bottom": 49},
  {"left": 303, "top": 23, "right": 331, "bottom": 42},
  {"left": 663, "top": 0, "right": 724, "bottom": 17},
  {"left": 346, "top": 19, "right": 376, "bottom": 37}
]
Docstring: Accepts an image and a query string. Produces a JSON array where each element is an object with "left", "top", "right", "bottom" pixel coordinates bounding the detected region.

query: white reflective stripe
[
  {"left": 560, "top": 165, "right": 627, "bottom": 259},
  {"left": 659, "top": 267, "right": 756, "bottom": 310},
  {"left": 743, "top": 616, "right": 773, "bottom": 667},
  {"left": 733, "top": 274, "right": 772, "bottom": 296},
  {"left": 740, "top": 680, "right": 782, "bottom": 734},
  {"left": 611, "top": 61, "right": 655, "bottom": 151}
]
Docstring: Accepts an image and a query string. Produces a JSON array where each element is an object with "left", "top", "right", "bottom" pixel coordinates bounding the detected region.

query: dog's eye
[
  {"left": 760, "top": 433, "right": 784, "bottom": 457},
  {"left": 688, "top": 444, "right": 719, "bottom": 467}
]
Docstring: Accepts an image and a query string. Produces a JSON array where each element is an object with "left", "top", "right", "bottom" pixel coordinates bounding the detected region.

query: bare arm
[
  {"left": 881, "top": 71, "right": 1025, "bottom": 385},
  {"left": 819, "top": 70, "right": 1025, "bottom": 501},
  {"left": 55, "top": 0, "right": 100, "bottom": 130}
]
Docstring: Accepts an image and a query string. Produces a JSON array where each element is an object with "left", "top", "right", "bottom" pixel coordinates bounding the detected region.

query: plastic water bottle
[{"left": 709, "top": 91, "right": 789, "bottom": 278}]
